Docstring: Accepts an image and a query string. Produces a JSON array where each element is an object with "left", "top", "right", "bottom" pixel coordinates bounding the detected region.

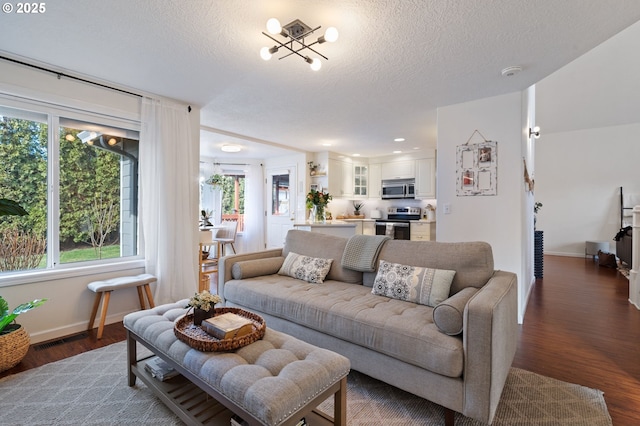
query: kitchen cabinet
[
  {"left": 327, "top": 158, "right": 353, "bottom": 198},
  {"left": 343, "top": 219, "right": 376, "bottom": 235},
  {"left": 415, "top": 158, "right": 436, "bottom": 199},
  {"left": 410, "top": 221, "right": 436, "bottom": 241},
  {"left": 381, "top": 160, "right": 415, "bottom": 180},
  {"left": 362, "top": 220, "right": 375, "bottom": 235},
  {"left": 368, "top": 163, "right": 381, "bottom": 198},
  {"left": 353, "top": 164, "right": 368, "bottom": 198}
]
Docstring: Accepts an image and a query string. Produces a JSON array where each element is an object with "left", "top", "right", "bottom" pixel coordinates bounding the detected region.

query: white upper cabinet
[
  {"left": 381, "top": 160, "right": 415, "bottom": 180},
  {"left": 415, "top": 158, "right": 436, "bottom": 199},
  {"left": 327, "top": 158, "right": 354, "bottom": 198},
  {"left": 368, "top": 163, "right": 381, "bottom": 199},
  {"left": 353, "top": 164, "right": 368, "bottom": 198}
]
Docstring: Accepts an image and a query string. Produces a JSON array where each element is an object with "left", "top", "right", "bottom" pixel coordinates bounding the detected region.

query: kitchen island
[{"left": 293, "top": 221, "right": 357, "bottom": 238}]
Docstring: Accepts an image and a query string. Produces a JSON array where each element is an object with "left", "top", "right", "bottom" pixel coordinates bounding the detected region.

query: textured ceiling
[{"left": 1, "top": 0, "right": 640, "bottom": 159}]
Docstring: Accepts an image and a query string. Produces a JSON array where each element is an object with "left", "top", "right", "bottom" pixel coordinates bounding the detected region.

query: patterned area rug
[{"left": 0, "top": 341, "right": 612, "bottom": 425}]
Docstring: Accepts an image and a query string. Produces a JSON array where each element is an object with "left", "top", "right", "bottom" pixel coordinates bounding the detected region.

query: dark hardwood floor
[{"left": 2, "top": 255, "right": 639, "bottom": 424}]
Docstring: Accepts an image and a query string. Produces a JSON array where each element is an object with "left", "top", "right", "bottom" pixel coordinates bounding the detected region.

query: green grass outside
[
  {"left": 32, "top": 245, "right": 122, "bottom": 268},
  {"left": 60, "top": 245, "right": 121, "bottom": 263}
]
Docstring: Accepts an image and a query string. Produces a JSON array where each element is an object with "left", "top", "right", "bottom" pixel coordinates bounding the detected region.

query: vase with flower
[
  {"left": 186, "top": 290, "right": 222, "bottom": 325},
  {"left": 306, "top": 189, "right": 332, "bottom": 223}
]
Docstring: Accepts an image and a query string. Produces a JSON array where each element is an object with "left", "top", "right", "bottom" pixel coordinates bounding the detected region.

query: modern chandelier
[{"left": 260, "top": 18, "right": 338, "bottom": 71}]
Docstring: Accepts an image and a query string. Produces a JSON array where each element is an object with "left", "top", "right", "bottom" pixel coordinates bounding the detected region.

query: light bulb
[
  {"left": 266, "top": 18, "right": 281, "bottom": 35},
  {"left": 108, "top": 138, "right": 117, "bottom": 146},
  {"left": 65, "top": 134, "right": 75, "bottom": 142},
  {"left": 324, "top": 27, "right": 339, "bottom": 43},
  {"left": 309, "top": 58, "right": 322, "bottom": 71},
  {"left": 260, "top": 46, "right": 273, "bottom": 61}
]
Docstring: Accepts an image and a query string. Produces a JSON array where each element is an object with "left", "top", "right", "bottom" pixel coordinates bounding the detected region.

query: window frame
[{"left": 0, "top": 95, "right": 144, "bottom": 287}]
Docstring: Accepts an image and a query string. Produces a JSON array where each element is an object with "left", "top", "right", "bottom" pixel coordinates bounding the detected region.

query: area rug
[{"left": 0, "top": 342, "right": 612, "bottom": 425}]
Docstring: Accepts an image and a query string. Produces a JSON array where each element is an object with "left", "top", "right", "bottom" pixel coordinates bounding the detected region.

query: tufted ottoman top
[{"left": 124, "top": 299, "right": 350, "bottom": 426}]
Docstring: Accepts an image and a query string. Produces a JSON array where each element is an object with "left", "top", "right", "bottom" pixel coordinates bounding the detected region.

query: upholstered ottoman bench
[{"left": 123, "top": 300, "right": 350, "bottom": 426}]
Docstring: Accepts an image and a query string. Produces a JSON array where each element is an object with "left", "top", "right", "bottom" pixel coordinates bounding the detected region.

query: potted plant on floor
[{"left": 0, "top": 198, "right": 47, "bottom": 372}]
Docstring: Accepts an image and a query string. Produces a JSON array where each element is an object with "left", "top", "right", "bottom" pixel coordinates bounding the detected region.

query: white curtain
[
  {"left": 243, "top": 163, "right": 265, "bottom": 252},
  {"left": 140, "top": 98, "right": 198, "bottom": 304}
]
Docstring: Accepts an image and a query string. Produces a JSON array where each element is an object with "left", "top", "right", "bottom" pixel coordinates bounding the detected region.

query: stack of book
[
  {"left": 144, "top": 356, "right": 180, "bottom": 381},
  {"left": 201, "top": 312, "right": 254, "bottom": 340}
]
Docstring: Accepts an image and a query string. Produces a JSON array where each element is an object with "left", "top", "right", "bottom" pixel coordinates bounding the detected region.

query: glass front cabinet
[{"left": 353, "top": 164, "right": 368, "bottom": 198}]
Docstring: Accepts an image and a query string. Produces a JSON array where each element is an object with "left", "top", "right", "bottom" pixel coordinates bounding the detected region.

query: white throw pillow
[
  {"left": 278, "top": 252, "right": 333, "bottom": 284},
  {"left": 372, "top": 259, "right": 455, "bottom": 307}
]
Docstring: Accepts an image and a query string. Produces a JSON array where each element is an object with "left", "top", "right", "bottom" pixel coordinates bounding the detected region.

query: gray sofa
[{"left": 219, "top": 230, "right": 517, "bottom": 424}]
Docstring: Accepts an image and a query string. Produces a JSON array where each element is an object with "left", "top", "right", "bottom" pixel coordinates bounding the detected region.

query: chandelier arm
[
  {"left": 262, "top": 32, "right": 307, "bottom": 60},
  {"left": 277, "top": 40, "right": 327, "bottom": 61}
]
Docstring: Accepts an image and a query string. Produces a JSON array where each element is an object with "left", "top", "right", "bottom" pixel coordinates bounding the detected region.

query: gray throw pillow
[
  {"left": 371, "top": 259, "right": 455, "bottom": 307},
  {"left": 432, "top": 287, "right": 479, "bottom": 335},
  {"left": 278, "top": 252, "right": 333, "bottom": 284},
  {"left": 231, "top": 257, "right": 285, "bottom": 280}
]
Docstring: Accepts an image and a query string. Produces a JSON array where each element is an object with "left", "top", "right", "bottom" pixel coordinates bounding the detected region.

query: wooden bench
[{"left": 87, "top": 273, "right": 156, "bottom": 339}]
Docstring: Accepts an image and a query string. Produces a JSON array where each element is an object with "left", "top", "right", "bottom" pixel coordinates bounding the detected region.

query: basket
[
  {"left": 174, "top": 307, "right": 266, "bottom": 352},
  {"left": 0, "top": 324, "right": 31, "bottom": 372}
]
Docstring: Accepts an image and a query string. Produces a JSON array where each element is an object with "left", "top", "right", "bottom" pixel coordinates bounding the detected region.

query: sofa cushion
[
  {"left": 284, "top": 230, "right": 362, "bottom": 284},
  {"left": 372, "top": 260, "right": 455, "bottom": 307},
  {"left": 224, "top": 275, "right": 464, "bottom": 378},
  {"left": 232, "top": 257, "right": 285, "bottom": 280},
  {"left": 362, "top": 240, "right": 494, "bottom": 294},
  {"left": 433, "top": 287, "right": 479, "bottom": 335},
  {"left": 278, "top": 252, "right": 333, "bottom": 284}
]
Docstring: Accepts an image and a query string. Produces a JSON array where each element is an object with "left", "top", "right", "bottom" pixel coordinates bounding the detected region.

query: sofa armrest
[
  {"left": 462, "top": 270, "right": 518, "bottom": 424},
  {"left": 218, "top": 249, "right": 283, "bottom": 302}
]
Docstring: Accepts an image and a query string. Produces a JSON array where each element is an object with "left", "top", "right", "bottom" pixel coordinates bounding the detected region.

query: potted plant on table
[
  {"left": 186, "top": 290, "right": 222, "bottom": 325},
  {"left": 353, "top": 201, "right": 364, "bottom": 216}
]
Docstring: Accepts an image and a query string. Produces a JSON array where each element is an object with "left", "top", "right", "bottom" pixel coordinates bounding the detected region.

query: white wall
[
  {"left": 437, "top": 91, "right": 531, "bottom": 322},
  {"left": 0, "top": 59, "right": 199, "bottom": 343},
  {"left": 535, "top": 21, "right": 640, "bottom": 257}
]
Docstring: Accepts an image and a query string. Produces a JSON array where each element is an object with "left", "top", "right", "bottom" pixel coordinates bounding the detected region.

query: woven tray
[{"left": 174, "top": 307, "right": 266, "bottom": 352}]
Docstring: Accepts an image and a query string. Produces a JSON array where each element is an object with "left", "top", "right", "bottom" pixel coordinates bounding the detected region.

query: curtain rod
[{"left": 1, "top": 55, "right": 192, "bottom": 113}]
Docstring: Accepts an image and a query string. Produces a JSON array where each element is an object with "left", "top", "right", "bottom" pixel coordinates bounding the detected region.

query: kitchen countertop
[{"left": 293, "top": 221, "right": 357, "bottom": 227}]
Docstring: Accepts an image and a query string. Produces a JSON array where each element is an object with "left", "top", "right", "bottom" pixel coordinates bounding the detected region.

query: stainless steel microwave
[{"left": 381, "top": 178, "right": 415, "bottom": 199}]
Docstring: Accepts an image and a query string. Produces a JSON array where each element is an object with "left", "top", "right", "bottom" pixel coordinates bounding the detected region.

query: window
[
  {"left": 200, "top": 165, "right": 245, "bottom": 232},
  {"left": 0, "top": 103, "right": 140, "bottom": 275}
]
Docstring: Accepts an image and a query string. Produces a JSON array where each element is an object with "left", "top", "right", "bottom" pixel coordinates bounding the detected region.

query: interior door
[{"left": 266, "top": 167, "right": 296, "bottom": 249}]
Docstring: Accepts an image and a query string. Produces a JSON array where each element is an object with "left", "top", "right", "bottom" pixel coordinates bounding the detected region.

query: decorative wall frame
[{"left": 456, "top": 131, "right": 498, "bottom": 196}]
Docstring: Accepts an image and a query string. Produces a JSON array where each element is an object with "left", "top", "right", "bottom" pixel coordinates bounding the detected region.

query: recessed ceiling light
[
  {"left": 322, "top": 143, "right": 332, "bottom": 147},
  {"left": 352, "top": 153, "right": 360, "bottom": 157},
  {"left": 393, "top": 150, "right": 402, "bottom": 154},
  {"left": 221, "top": 144, "right": 242, "bottom": 153},
  {"left": 413, "top": 147, "right": 420, "bottom": 150},
  {"left": 394, "top": 138, "right": 405, "bottom": 142}
]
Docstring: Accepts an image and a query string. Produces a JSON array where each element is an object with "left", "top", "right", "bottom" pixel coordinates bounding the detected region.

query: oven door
[{"left": 375, "top": 222, "right": 410, "bottom": 240}]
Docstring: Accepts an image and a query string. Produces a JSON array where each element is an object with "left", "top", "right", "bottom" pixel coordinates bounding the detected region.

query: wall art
[{"left": 456, "top": 131, "right": 497, "bottom": 196}]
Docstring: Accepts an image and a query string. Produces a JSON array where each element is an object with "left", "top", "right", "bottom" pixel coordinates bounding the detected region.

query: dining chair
[{"left": 213, "top": 220, "right": 238, "bottom": 256}]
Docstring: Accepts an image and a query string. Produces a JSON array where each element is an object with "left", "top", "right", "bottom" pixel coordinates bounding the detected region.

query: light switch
[{"left": 443, "top": 203, "right": 451, "bottom": 214}]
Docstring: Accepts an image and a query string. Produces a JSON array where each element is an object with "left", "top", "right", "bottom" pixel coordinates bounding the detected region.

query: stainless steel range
[{"left": 375, "top": 207, "right": 421, "bottom": 240}]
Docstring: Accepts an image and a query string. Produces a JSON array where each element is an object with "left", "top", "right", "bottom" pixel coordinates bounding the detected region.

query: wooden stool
[{"left": 87, "top": 273, "right": 156, "bottom": 339}]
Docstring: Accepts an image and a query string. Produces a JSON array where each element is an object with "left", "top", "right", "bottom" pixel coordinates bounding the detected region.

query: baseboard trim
[{"left": 28, "top": 309, "right": 135, "bottom": 344}]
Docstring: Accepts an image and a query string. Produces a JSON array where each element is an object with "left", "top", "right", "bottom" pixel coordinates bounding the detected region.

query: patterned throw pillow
[
  {"left": 372, "top": 260, "right": 456, "bottom": 307},
  {"left": 278, "top": 252, "right": 333, "bottom": 284}
]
